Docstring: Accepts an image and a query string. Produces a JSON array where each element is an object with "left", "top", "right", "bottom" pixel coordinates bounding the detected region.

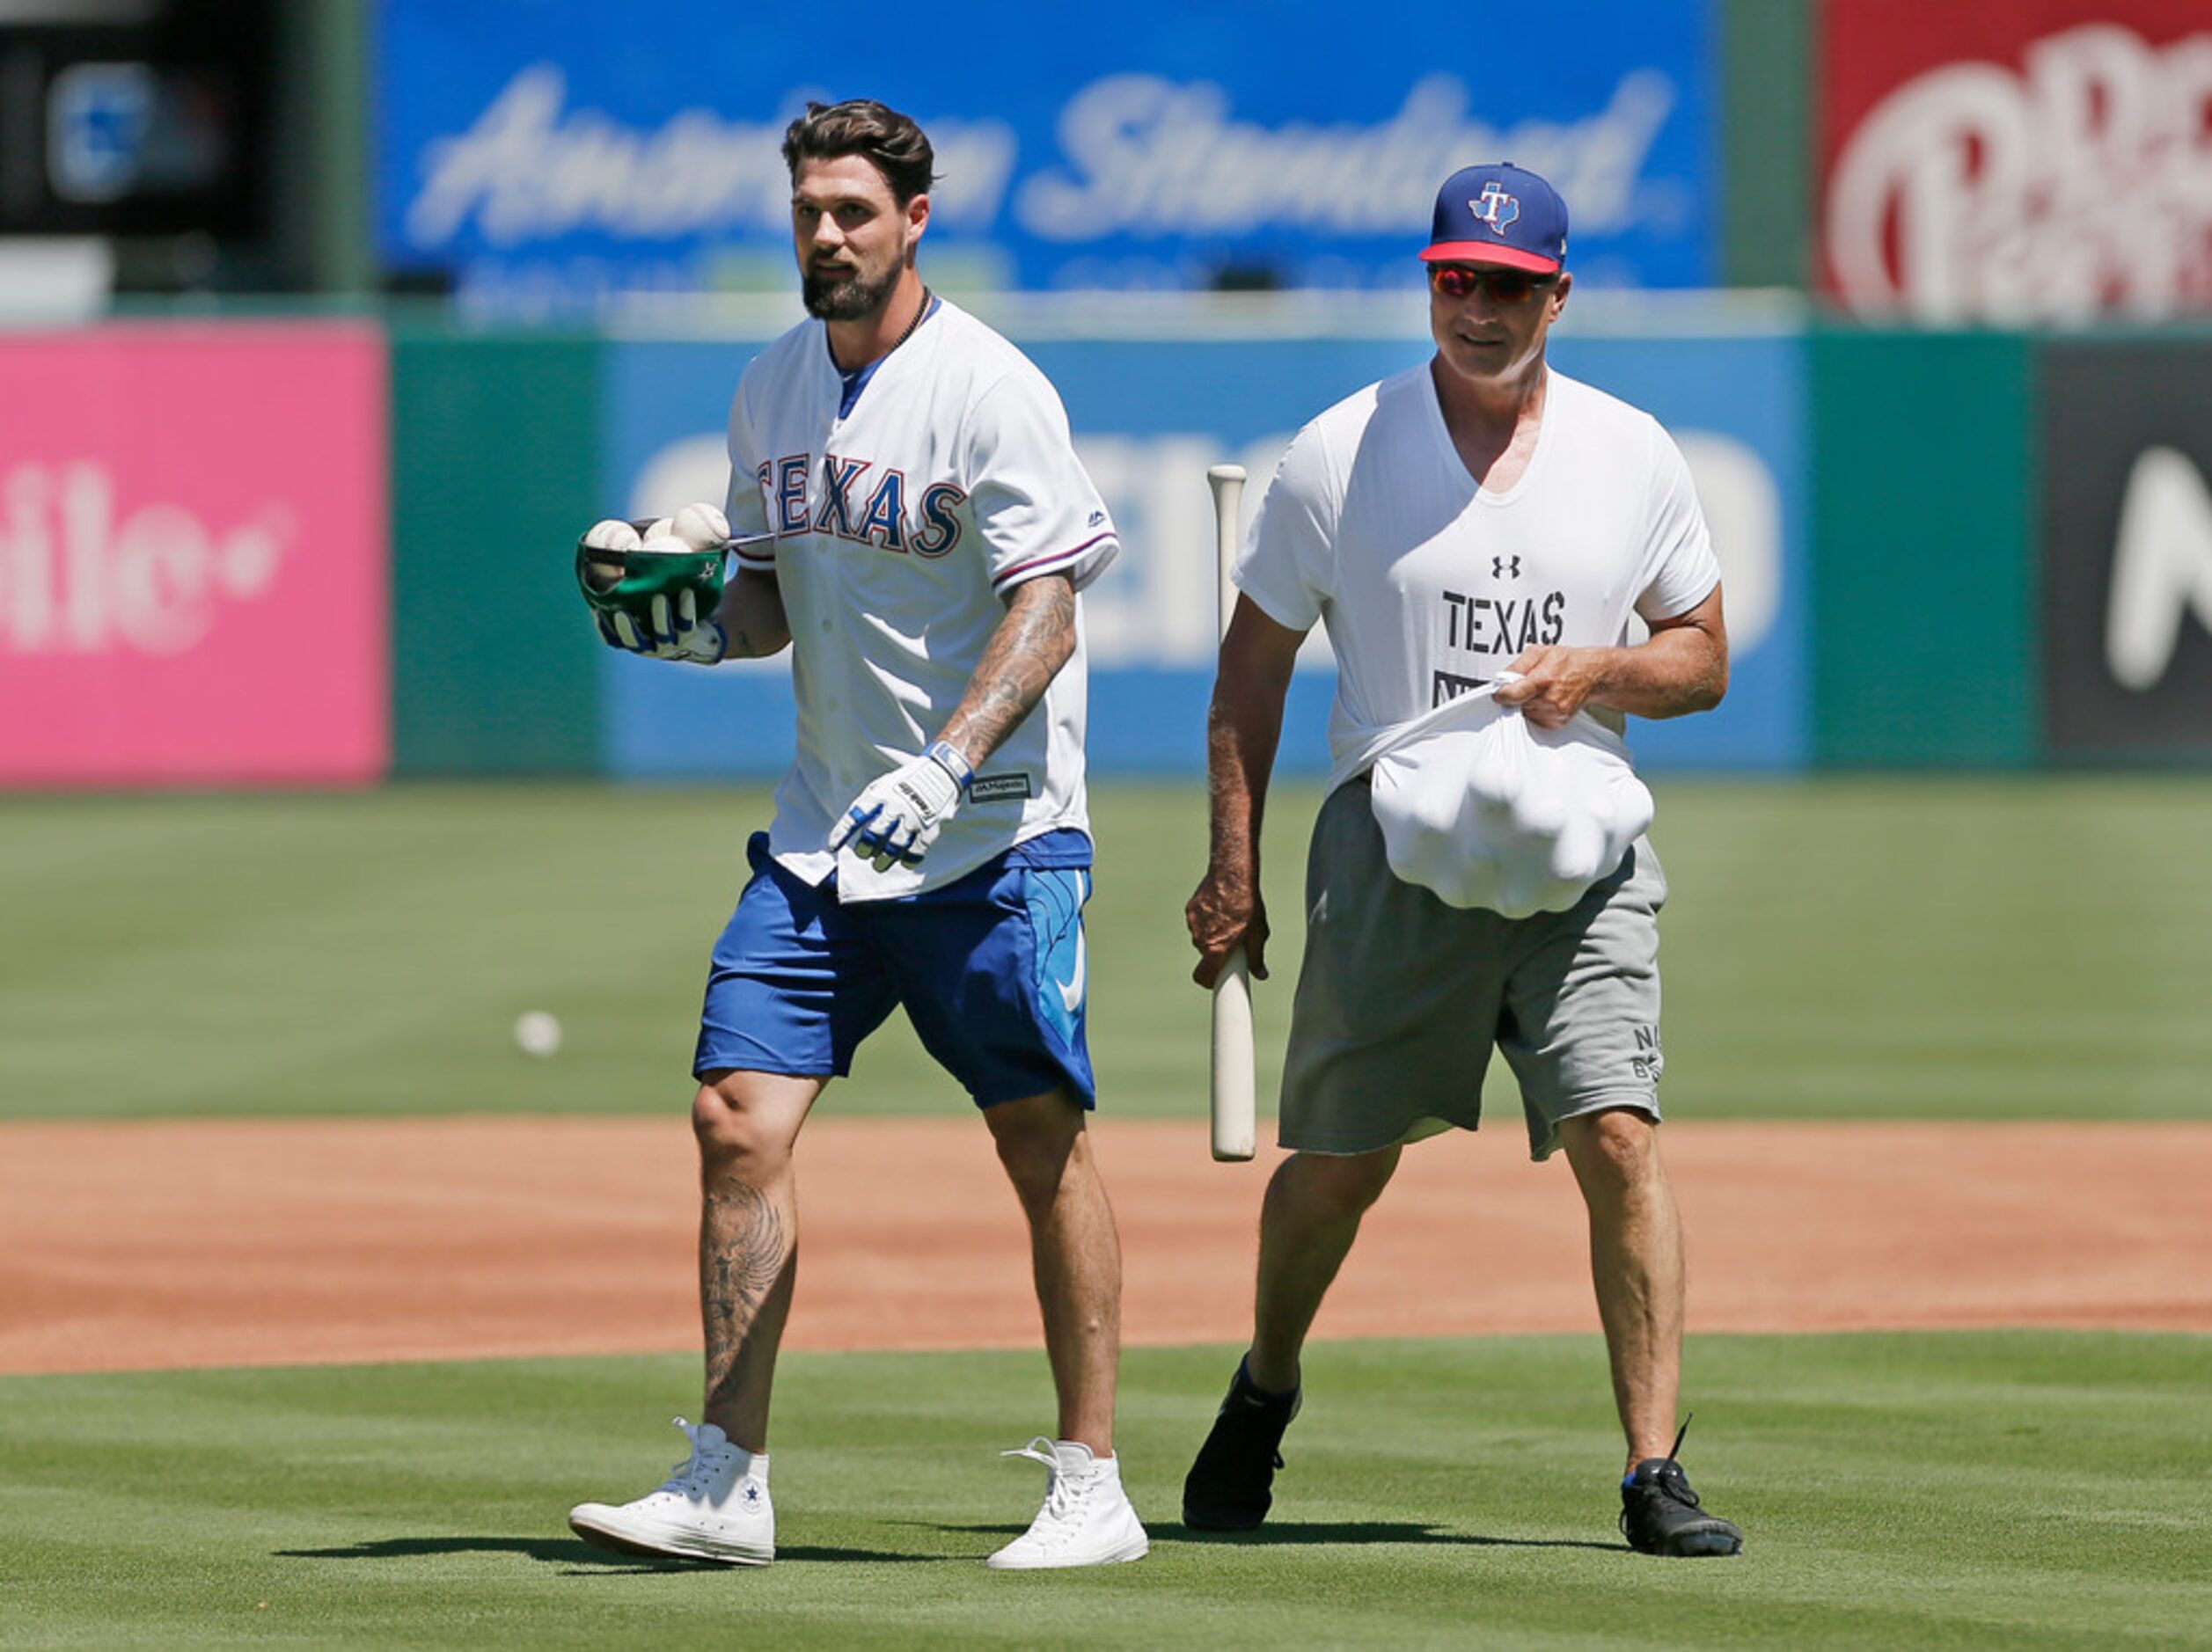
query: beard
[{"left": 802, "top": 260, "right": 900, "bottom": 322}]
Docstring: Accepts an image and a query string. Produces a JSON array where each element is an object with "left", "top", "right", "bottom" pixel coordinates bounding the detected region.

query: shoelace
[
  {"left": 656, "top": 1416, "right": 715, "bottom": 1495},
  {"left": 1002, "top": 1436, "right": 1094, "bottom": 1525},
  {"left": 1625, "top": 1418, "right": 1703, "bottom": 1512},
  {"left": 1653, "top": 1416, "right": 1699, "bottom": 1503}
]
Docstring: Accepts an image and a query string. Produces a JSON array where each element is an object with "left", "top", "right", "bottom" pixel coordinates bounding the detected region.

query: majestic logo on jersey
[
  {"left": 968, "top": 772, "right": 1035, "bottom": 802},
  {"left": 759, "top": 454, "right": 967, "bottom": 559},
  {"left": 1471, "top": 183, "right": 1520, "bottom": 234}
]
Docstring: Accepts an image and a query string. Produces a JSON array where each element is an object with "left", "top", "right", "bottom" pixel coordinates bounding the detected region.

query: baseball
[
  {"left": 582, "top": 518, "right": 642, "bottom": 552},
  {"left": 670, "top": 502, "right": 730, "bottom": 550},
  {"left": 644, "top": 516, "right": 676, "bottom": 543},
  {"left": 513, "top": 1010, "right": 563, "bottom": 1057}
]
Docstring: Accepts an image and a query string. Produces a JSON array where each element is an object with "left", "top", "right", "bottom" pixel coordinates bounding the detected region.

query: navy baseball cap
[{"left": 1419, "top": 163, "right": 1568, "bottom": 274}]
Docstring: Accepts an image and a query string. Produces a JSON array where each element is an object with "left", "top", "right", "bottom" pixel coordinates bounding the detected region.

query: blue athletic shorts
[{"left": 693, "top": 830, "right": 1097, "bottom": 1108}]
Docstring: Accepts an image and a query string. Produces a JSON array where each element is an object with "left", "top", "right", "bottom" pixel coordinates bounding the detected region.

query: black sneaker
[
  {"left": 1618, "top": 1422, "right": 1743, "bottom": 1556},
  {"left": 1182, "top": 1356, "right": 1300, "bottom": 1531}
]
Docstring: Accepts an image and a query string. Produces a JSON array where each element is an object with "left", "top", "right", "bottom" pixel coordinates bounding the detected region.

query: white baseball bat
[{"left": 1205, "top": 463, "right": 1256, "bottom": 1164}]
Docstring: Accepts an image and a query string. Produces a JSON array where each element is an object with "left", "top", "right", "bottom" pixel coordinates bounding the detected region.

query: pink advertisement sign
[{"left": 0, "top": 324, "right": 388, "bottom": 784}]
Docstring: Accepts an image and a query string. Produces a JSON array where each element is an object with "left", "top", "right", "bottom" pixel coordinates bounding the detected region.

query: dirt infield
[{"left": 3, "top": 1118, "right": 2207, "bottom": 1376}]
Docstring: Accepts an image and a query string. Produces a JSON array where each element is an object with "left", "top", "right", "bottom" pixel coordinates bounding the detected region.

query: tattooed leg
[{"left": 692, "top": 1071, "right": 820, "bottom": 1451}]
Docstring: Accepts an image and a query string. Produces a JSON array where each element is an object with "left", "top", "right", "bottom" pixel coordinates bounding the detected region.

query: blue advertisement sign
[
  {"left": 1548, "top": 333, "right": 1810, "bottom": 772},
  {"left": 377, "top": 0, "right": 1715, "bottom": 311},
  {"left": 598, "top": 320, "right": 1805, "bottom": 779}
]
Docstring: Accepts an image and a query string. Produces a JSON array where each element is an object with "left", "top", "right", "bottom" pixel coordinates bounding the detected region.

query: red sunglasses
[{"left": 1428, "top": 264, "right": 1558, "bottom": 304}]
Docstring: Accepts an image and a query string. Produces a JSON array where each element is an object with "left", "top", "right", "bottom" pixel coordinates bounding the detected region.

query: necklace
[
  {"left": 890, "top": 286, "right": 932, "bottom": 352},
  {"left": 834, "top": 288, "right": 932, "bottom": 391}
]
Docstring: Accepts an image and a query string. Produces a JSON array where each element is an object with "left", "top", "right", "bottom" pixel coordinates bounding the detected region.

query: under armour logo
[
  {"left": 1492, "top": 556, "right": 1520, "bottom": 578},
  {"left": 1472, "top": 183, "right": 1520, "bottom": 233}
]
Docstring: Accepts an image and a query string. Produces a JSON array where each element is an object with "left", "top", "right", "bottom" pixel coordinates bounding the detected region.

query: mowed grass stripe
[
  {"left": 2, "top": 778, "right": 2209, "bottom": 1122},
  {"left": 1, "top": 1334, "right": 2208, "bottom": 1648}
]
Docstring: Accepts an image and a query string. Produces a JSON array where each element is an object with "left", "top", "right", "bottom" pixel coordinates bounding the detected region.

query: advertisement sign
[
  {"left": 0, "top": 325, "right": 387, "bottom": 785},
  {"left": 375, "top": 0, "right": 1715, "bottom": 311},
  {"left": 1821, "top": 0, "right": 2212, "bottom": 322},
  {"left": 0, "top": 2, "right": 274, "bottom": 242},
  {"left": 2043, "top": 340, "right": 2212, "bottom": 761},
  {"left": 1548, "top": 335, "right": 1807, "bottom": 771},
  {"left": 388, "top": 332, "right": 604, "bottom": 776},
  {"left": 1808, "top": 332, "right": 2036, "bottom": 769},
  {"left": 597, "top": 319, "right": 1803, "bottom": 778}
]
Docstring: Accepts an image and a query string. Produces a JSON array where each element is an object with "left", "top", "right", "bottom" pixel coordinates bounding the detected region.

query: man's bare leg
[
  {"left": 981, "top": 1088, "right": 1152, "bottom": 1568},
  {"left": 1179, "top": 1144, "right": 1400, "bottom": 1531},
  {"left": 1557, "top": 1107, "right": 1684, "bottom": 1471},
  {"left": 692, "top": 1068, "right": 823, "bottom": 1452},
  {"left": 1247, "top": 1146, "right": 1401, "bottom": 1393},
  {"left": 985, "top": 1089, "right": 1122, "bottom": 1453}
]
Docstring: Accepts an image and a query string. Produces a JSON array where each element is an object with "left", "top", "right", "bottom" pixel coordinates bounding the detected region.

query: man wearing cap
[{"left": 1179, "top": 163, "right": 1742, "bottom": 1557}]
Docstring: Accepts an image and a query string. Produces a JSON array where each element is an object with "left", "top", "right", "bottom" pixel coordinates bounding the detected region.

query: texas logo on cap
[{"left": 1420, "top": 162, "right": 1569, "bottom": 274}]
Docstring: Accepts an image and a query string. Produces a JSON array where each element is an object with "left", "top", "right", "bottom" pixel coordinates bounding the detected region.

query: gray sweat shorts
[{"left": 1279, "top": 776, "right": 1669, "bottom": 1161}]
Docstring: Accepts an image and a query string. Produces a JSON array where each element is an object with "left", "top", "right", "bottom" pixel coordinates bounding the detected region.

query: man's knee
[
  {"left": 1559, "top": 1107, "right": 1663, "bottom": 1192},
  {"left": 1273, "top": 1148, "right": 1398, "bottom": 1222},
  {"left": 985, "top": 1089, "right": 1085, "bottom": 1202},
  {"left": 691, "top": 1073, "right": 808, "bottom": 1181}
]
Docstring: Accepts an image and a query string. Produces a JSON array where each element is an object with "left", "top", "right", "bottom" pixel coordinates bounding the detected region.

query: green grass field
[
  {"left": 4, "top": 1334, "right": 2208, "bottom": 1649},
  {"left": 3, "top": 777, "right": 2210, "bottom": 1122},
  {"left": 4, "top": 778, "right": 2208, "bottom": 1647}
]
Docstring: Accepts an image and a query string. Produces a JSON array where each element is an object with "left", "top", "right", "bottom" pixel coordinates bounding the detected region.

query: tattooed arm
[{"left": 933, "top": 571, "right": 1077, "bottom": 768}]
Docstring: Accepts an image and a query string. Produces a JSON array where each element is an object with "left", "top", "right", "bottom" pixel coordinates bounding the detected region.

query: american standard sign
[
  {"left": 1824, "top": 17, "right": 2212, "bottom": 323},
  {"left": 373, "top": 0, "right": 1714, "bottom": 306},
  {"left": 405, "top": 69, "right": 1677, "bottom": 252}
]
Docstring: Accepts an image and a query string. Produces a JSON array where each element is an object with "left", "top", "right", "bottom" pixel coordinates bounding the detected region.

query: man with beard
[{"left": 568, "top": 99, "right": 1146, "bottom": 1572}]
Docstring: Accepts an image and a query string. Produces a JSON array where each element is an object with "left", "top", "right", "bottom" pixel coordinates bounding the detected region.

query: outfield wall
[{"left": 4, "top": 316, "right": 2211, "bottom": 785}]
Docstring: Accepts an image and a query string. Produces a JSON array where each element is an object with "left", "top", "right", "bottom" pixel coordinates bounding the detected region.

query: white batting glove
[
  {"left": 830, "top": 742, "right": 975, "bottom": 871},
  {"left": 595, "top": 587, "right": 728, "bottom": 665}
]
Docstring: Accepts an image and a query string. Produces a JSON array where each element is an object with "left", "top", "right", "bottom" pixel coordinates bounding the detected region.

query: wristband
[{"left": 925, "top": 741, "right": 975, "bottom": 793}]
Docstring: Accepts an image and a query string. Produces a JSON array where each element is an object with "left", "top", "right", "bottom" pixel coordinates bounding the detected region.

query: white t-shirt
[
  {"left": 1236, "top": 362, "right": 1720, "bottom": 793},
  {"left": 724, "top": 297, "right": 1118, "bottom": 901}
]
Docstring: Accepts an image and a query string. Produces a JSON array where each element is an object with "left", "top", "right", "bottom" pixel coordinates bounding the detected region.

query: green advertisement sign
[
  {"left": 389, "top": 332, "right": 604, "bottom": 774},
  {"left": 1809, "top": 330, "right": 2038, "bottom": 768}
]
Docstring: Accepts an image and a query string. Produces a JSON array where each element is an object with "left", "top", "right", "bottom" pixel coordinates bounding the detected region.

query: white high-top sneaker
[
  {"left": 985, "top": 1437, "right": 1149, "bottom": 1570},
  {"left": 568, "top": 1418, "right": 773, "bottom": 1565}
]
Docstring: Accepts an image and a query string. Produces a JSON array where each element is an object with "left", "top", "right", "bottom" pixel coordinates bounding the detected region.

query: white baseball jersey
[
  {"left": 723, "top": 296, "right": 1118, "bottom": 902},
  {"left": 1236, "top": 363, "right": 1719, "bottom": 793}
]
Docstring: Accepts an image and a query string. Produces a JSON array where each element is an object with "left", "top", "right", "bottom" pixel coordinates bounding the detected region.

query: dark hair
[{"left": 781, "top": 99, "right": 937, "bottom": 205}]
